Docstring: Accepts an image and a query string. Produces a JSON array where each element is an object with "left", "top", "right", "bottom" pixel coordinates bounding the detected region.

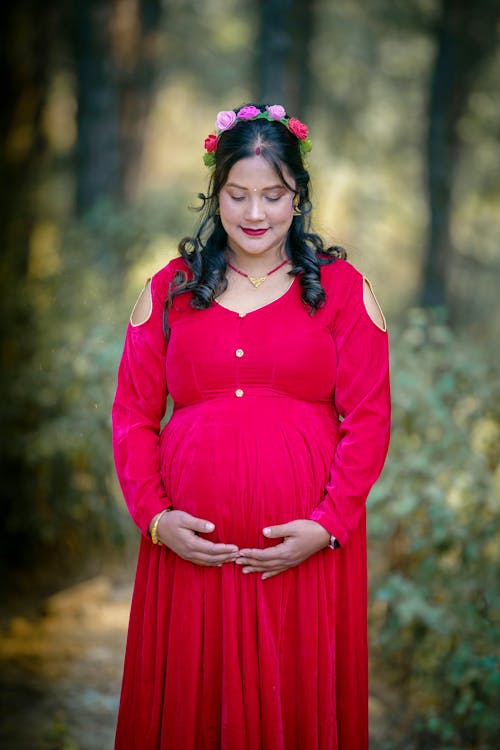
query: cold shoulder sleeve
[
  {"left": 112, "top": 266, "right": 173, "bottom": 536},
  {"left": 310, "top": 262, "right": 391, "bottom": 546}
]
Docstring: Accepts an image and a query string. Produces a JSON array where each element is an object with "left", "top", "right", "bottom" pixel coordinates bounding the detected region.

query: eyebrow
[{"left": 225, "top": 182, "right": 287, "bottom": 191}]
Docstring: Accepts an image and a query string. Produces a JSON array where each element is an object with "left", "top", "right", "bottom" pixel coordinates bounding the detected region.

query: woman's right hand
[{"left": 155, "top": 510, "right": 239, "bottom": 566}]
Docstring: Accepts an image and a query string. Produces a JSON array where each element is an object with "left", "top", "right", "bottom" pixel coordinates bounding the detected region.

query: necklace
[{"left": 227, "top": 258, "right": 288, "bottom": 288}]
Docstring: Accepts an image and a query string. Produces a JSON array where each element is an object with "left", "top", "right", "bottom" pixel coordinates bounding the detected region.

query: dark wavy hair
[{"left": 171, "top": 104, "right": 346, "bottom": 312}]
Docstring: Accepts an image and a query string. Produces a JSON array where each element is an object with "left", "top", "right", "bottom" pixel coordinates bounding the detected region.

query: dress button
[
  {"left": 235, "top": 388, "right": 244, "bottom": 398},
  {"left": 235, "top": 348, "right": 244, "bottom": 358}
]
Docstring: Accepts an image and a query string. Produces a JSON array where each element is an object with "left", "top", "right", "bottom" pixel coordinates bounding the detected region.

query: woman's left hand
[{"left": 235, "top": 520, "right": 331, "bottom": 580}]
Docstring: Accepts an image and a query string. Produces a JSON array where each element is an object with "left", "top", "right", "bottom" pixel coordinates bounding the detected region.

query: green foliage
[
  {"left": 369, "top": 309, "right": 500, "bottom": 749},
  {"left": 2, "top": 196, "right": 185, "bottom": 575},
  {"left": 42, "top": 713, "right": 79, "bottom": 750}
]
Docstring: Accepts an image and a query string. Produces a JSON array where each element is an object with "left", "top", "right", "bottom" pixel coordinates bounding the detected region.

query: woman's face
[{"left": 218, "top": 155, "right": 296, "bottom": 263}]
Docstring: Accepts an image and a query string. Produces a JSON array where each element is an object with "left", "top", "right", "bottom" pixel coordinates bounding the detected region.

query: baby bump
[{"left": 160, "top": 397, "right": 338, "bottom": 548}]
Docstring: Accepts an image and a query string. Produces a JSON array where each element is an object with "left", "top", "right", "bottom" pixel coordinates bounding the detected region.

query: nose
[{"left": 245, "top": 197, "right": 265, "bottom": 222}]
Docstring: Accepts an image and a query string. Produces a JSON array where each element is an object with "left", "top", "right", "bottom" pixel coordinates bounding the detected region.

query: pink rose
[
  {"left": 204, "top": 134, "right": 218, "bottom": 152},
  {"left": 288, "top": 118, "right": 308, "bottom": 140},
  {"left": 266, "top": 104, "right": 286, "bottom": 120},
  {"left": 215, "top": 110, "right": 237, "bottom": 131},
  {"left": 236, "top": 105, "right": 261, "bottom": 120}
]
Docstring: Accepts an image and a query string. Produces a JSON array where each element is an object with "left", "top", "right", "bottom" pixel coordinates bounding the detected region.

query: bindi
[{"left": 255, "top": 146, "right": 261, "bottom": 155}]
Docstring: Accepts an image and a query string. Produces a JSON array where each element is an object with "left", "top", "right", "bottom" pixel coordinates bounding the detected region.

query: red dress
[{"left": 112, "top": 257, "right": 391, "bottom": 750}]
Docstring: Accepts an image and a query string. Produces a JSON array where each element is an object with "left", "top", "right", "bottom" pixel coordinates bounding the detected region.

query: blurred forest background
[{"left": 0, "top": 0, "right": 499, "bottom": 748}]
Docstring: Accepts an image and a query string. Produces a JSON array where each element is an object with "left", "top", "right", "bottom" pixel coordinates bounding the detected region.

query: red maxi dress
[{"left": 112, "top": 256, "right": 391, "bottom": 750}]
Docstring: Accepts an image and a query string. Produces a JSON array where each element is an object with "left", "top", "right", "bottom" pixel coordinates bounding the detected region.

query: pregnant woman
[{"left": 112, "top": 103, "right": 391, "bottom": 749}]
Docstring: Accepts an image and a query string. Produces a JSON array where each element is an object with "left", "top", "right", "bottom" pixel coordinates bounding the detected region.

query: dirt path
[
  {"left": 0, "top": 573, "right": 131, "bottom": 750},
  {"left": 0, "top": 570, "right": 395, "bottom": 750}
]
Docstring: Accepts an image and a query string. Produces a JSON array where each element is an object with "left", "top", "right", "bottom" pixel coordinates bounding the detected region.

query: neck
[{"left": 225, "top": 248, "right": 287, "bottom": 273}]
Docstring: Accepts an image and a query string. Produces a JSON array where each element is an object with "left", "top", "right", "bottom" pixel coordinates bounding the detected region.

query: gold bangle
[{"left": 151, "top": 508, "right": 171, "bottom": 545}]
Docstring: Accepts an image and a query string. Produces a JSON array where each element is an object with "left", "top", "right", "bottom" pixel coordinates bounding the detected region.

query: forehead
[{"left": 224, "top": 155, "right": 295, "bottom": 190}]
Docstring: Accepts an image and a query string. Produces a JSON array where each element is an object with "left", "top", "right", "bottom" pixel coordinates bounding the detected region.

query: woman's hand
[
  {"left": 156, "top": 510, "right": 239, "bottom": 566},
  {"left": 235, "top": 520, "right": 330, "bottom": 580}
]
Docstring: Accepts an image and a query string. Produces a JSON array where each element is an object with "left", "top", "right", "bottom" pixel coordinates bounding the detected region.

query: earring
[
  {"left": 293, "top": 197, "right": 301, "bottom": 216},
  {"left": 215, "top": 206, "right": 220, "bottom": 215}
]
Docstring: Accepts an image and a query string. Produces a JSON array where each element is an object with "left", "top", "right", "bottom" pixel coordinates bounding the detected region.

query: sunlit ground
[{"left": 0, "top": 573, "right": 131, "bottom": 750}]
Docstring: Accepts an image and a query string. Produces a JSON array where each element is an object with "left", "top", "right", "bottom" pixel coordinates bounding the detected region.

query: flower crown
[{"left": 203, "top": 104, "right": 312, "bottom": 168}]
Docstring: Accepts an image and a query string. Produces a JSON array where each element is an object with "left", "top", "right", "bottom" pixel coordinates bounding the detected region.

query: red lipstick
[{"left": 241, "top": 227, "right": 268, "bottom": 237}]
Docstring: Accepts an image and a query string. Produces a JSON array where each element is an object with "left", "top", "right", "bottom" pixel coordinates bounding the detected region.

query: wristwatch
[{"left": 329, "top": 535, "right": 341, "bottom": 550}]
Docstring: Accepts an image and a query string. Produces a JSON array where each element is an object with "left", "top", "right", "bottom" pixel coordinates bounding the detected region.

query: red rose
[
  {"left": 204, "top": 134, "right": 218, "bottom": 152},
  {"left": 288, "top": 118, "right": 308, "bottom": 140}
]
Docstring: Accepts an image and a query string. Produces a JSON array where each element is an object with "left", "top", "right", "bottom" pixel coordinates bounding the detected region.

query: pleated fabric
[{"left": 112, "top": 257, "right": 391, "bottom": 750}]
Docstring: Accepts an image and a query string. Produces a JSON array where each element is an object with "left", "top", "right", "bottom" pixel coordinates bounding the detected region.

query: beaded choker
[{"left": 203, "top": 105, "right": 312, "bottom": 168}]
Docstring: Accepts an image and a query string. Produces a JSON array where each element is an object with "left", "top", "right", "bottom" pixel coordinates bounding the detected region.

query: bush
[{"left": 368, "top": 309, "right": 500, "bottom": 749}]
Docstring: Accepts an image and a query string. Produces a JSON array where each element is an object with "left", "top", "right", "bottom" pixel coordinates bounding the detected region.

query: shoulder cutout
[
  {"left": 130, "top": 279, "right": 153, "bottom": 327},
  {"left": 363, "top": 277, "right": 387, "bottom": 332}
]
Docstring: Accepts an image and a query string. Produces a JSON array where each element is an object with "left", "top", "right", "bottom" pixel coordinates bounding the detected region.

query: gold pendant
[{"left": 249, "top": 276, "right": 267, "bottom": 288}]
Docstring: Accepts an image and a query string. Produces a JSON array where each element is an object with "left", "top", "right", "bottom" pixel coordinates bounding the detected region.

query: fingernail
[
  {"left": 263, "top": 527, "right": 271, "bottom": 536},
  {"left": 205, "top": 522, "right": 215, "bottom": 532},
  {"left": 243, "top": 568, "right": 250, "bottom": 574}
]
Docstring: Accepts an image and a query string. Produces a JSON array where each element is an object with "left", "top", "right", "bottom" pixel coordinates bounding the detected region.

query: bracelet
[{"left": 150, "top": 508, "right": 171, "bottom": 546}]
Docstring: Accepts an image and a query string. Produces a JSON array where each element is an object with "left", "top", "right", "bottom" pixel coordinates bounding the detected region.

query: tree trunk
[
  {"left": 0, "top": 0, "right": 56, "bottom": 565},
  {"left": 74, "top": 0, "right": 121, "bottom": 215},
  {"left": 74, "top": 0, "right": 162, "bottom": 215},
  {"left": 118, "top": 0, "right": 163, "bottom": 204},
  {"left": 256, "top": 0, "right": 316, "bottom": 118},
  {"left": 421, "top": 0, "right": 500, "bottom": 309},
  {"left": 289, "top": 0, "right": 316, "bottom": 118}
]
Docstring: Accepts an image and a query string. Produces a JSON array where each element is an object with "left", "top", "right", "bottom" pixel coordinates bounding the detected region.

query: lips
[{"left": 241, "top": 227, "right": 269, "bottom": 237}]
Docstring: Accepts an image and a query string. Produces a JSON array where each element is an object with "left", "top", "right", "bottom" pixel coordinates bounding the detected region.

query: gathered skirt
[{"left": 115, "top": 395, "right": 368, "bottom": 750}]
